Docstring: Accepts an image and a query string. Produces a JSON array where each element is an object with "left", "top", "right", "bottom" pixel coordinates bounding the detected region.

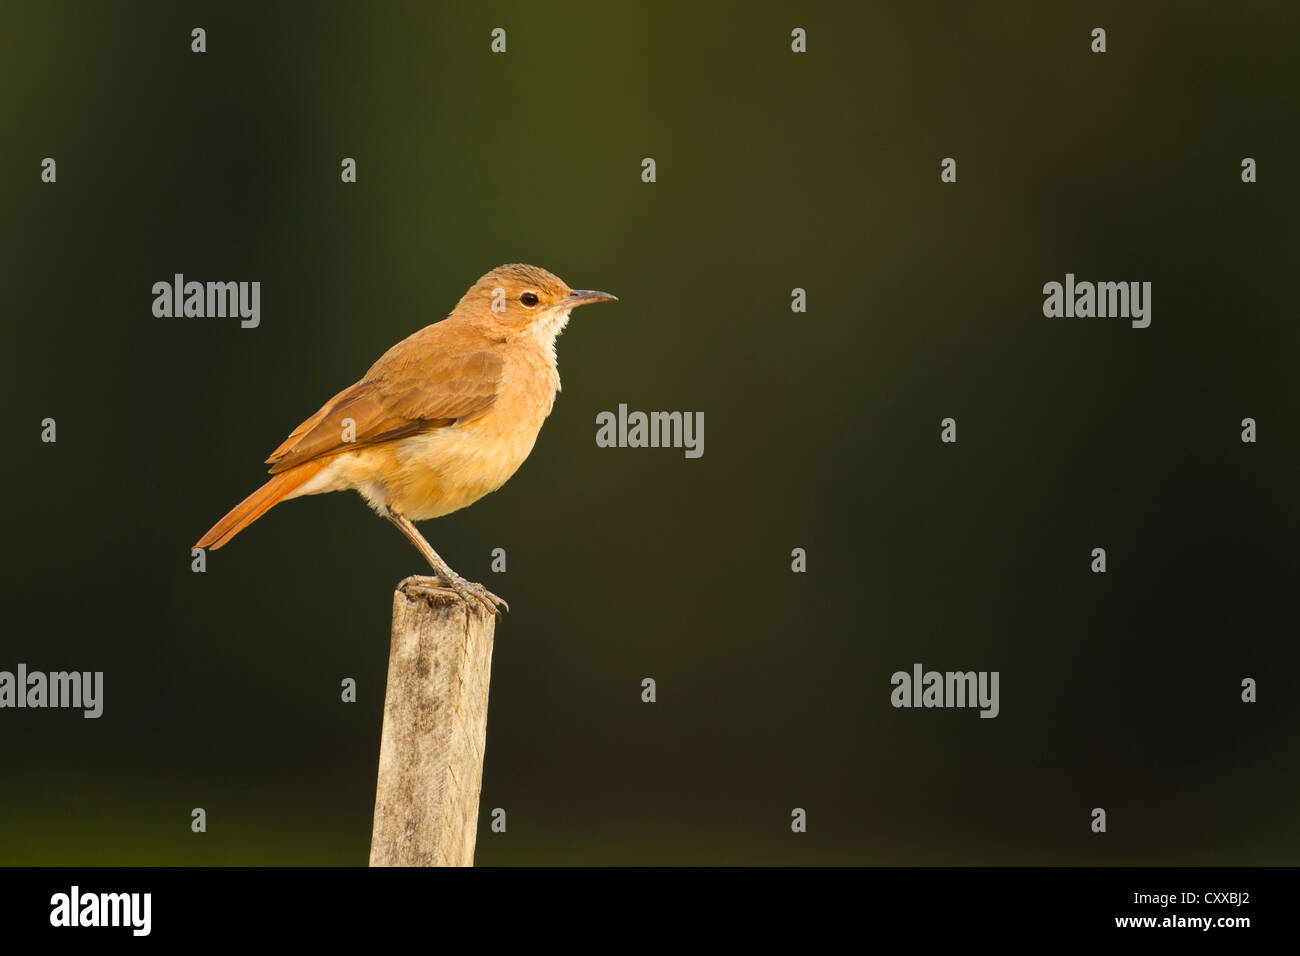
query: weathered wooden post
[{"left": 369, "top": 576, "right": 497, "bottom": 866}]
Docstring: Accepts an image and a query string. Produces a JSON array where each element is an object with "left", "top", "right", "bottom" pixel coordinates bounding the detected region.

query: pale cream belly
[{"left": 286, "top": 419, "right": 543, "bottom": 520}]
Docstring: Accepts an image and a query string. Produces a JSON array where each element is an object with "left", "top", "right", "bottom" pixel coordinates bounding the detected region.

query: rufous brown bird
[{"left": 194, "top": 264, "right": 617, "bottom": 615}]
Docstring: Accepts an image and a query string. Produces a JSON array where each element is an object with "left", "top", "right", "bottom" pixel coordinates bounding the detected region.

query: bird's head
[{"left": 458, "top": 263, "right": 617, "bottom": 342}]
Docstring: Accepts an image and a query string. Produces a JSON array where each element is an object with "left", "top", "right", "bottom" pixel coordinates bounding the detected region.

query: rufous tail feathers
[{"left": 194, "top": 460, "right": 326, "bottom": 551}]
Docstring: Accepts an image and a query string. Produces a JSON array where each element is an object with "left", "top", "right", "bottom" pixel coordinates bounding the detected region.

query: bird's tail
[{"left": 194, "top": 461, "right": 326, "bottom": 551}]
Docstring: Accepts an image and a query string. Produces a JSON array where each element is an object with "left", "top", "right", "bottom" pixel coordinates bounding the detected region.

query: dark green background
[{"left": 2, "top": 1, "right": 1297, "bottom": 864}]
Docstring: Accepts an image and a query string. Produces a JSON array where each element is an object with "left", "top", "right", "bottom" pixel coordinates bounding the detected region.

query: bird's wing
[{"left": 265, "top": 327, "right": 503, "bottom": 474}]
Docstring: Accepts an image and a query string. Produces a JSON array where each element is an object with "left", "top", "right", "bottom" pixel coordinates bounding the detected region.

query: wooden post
[{"left": 369, "top": 576, "right": 497, "bottom": 866}]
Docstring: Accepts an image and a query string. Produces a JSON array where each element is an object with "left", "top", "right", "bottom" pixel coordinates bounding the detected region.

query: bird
[{"left": 194, "top": 263, "right": 617, "bottom": 616}]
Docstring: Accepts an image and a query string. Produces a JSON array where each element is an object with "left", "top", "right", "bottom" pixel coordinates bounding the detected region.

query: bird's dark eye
[{"left": 520, "top": 292, "right": 539, "bottom": 307}]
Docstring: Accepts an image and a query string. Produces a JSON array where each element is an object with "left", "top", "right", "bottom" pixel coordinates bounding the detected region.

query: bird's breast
[
  {"left": 385, "top": 410, "right": 542, "bottom": 519},
  {"left": 387, "top": 354, "right": 560, "bottom": 520}
]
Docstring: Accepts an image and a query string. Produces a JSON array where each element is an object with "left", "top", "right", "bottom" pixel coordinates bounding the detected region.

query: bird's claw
[
  {"left": 408, "top": 574, "right": 507, "bottom": 618},
  {"left": 457, "top": 579, "right": 509, "bottom": 618}
]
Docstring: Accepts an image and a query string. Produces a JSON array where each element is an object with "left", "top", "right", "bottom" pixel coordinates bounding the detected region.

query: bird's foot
[{"left": 407, "top": 574, "right": 509, "bottom": 618}]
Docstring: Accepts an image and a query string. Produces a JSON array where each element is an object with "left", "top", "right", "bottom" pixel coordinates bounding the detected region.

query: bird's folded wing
[{"left": 265, "top": 342, "right": 503, "bottom": 474}]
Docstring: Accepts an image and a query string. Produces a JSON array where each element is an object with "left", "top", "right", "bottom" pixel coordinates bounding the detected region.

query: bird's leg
[{"left": 384, "top": 507, "right": 509, "bottom": 617}]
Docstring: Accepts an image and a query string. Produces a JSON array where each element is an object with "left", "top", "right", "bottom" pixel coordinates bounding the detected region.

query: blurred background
[{"left": 1, "top": 1, "right": 1297, "bottom": 864}]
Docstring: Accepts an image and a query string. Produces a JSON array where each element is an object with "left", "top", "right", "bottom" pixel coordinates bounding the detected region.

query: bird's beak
[{"left": 560, "top": 289, "right": 618, "bottom": 309}]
